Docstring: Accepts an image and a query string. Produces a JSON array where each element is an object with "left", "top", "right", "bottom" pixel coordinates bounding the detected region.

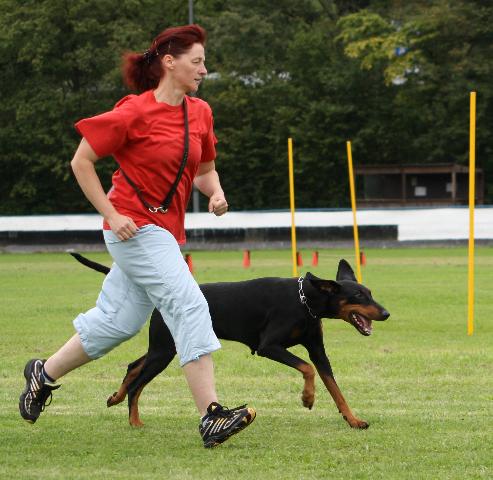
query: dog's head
[{"left": 303, "top": 259, "right": 389, "bottom": 336}]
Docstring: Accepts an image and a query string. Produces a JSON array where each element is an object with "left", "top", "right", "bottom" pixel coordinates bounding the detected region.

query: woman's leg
[
  {"left": 44, "top": 262, "right": 154, "bottom": 381},
  {"left": 182, "top": 353, "right": 217, "bottom": 416},
  {"left": 19, "top": 246, "right": 154, "bottom": 424},
  {"left": 105, "top": 225, "right": 221, "bottom": 415},
  {"left": 43, "top": 333, "right": 91, "bottom": 380}
]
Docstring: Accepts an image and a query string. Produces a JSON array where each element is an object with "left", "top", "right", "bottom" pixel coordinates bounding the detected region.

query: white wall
[{"left": 1, "top": 207, "right": 492, "bottom": 242}]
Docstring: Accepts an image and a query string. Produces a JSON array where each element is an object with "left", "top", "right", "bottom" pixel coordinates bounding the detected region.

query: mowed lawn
[{"left": 0, "top": 247, "right": 492, "bottom": 479}]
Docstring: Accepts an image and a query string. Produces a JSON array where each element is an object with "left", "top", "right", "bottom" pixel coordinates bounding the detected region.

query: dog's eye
[
  {"left": 351, "top": 292, "right": 365, "bottom": 302},
  {"left": 356, "top": 291, "right": 371, "bottom": 302}
]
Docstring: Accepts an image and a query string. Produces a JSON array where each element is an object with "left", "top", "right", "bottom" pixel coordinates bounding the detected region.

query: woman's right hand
[{"left": 106, "top": 212, "right": 139, "bottom": 241}]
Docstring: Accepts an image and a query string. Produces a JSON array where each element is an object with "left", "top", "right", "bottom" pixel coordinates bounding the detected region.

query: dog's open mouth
[{"left": 349, "top": 312, "right": 372, "bottom": 336}]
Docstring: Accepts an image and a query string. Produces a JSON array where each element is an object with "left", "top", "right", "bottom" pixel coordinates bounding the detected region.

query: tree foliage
[
  {"left": 336, "top": 1, "right": 493, "bottom": 192},
  {"left": 1, "top": 0, "right": 492, "bottom": 214}
]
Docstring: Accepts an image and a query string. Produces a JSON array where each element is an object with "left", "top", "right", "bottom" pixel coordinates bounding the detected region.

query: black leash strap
[{"left": 121, "top": 99, "right": 189, "bottom": 214}]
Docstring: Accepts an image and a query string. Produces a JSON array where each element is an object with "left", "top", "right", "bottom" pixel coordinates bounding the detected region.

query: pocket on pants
[
  {"left": 103, "top": 225, "right": 160, "bottom": 245},
  {"left": 103, "top": 229, "right": 121, "bottom": 245}
]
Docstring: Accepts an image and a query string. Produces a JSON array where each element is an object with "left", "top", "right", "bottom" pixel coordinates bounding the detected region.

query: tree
[
  {"left": 0, "top": 0, "right": 186, "bottom": 214},
  {"left": 1, "top": 0, "right": 492, "bottom": 214},
  {"left": 337, "top": 1, "right": 493, "bottom": 198}
]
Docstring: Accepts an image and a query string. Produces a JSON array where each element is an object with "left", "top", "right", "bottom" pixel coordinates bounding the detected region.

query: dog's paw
[
  {"left": 129, "top": 413, "right": 144, "bottom": 427},
  {"left": 107, "top": 390, "right": 127, "bottom": 407},
  {"left": 343, "top": 415, "right": 369, "bottom": 429},
  {"left": 129, "top": 418, "right": 144, "bottom": 428},
  {"left": 301, "top": 390, "right": 315, "bottom": 409},
  {"left": 353, "top": 419, "right": 369, "bottom": 429},
  {"left": 107, "top": 393, "right": 118, "bottom": 407}
]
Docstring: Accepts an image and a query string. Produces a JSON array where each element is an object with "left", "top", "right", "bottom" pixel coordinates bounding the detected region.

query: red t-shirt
[{"left": 75, "top": 90, "right": 217, "bottom": 244}]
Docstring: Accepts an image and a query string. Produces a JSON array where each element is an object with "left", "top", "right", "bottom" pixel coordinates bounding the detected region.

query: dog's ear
[
  {"left": 306, "top": 272, "right": 341, "bottom": 294},
  {"left": 336, "top": 259, "right": 357, "bottom": 282}
]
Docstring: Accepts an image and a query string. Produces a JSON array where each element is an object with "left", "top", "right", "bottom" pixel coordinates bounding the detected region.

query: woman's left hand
[{"left": 208, "top": 193, "right": 228, "bottom": 216}]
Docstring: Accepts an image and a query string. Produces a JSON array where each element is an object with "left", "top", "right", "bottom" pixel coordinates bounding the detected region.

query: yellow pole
[
  {"left": 468, "top": 92, "right": 476, "bottom": 336},
  {"left": 346, "top": 141, "right": 362, "bottom": 283},
  {"left": 288, "top": 138, "right": 298, "bottom": 277}
]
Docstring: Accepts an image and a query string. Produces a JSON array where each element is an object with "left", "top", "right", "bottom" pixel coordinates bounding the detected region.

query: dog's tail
[{"left": 70, "top": 252, "right": 110, "bottom": 275}]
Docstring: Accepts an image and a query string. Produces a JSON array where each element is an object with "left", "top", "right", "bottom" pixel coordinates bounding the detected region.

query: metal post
[
  {"left": 451, "top": 169, "right": 457, "bottom": 203},
  {"left": 188, "top": 0, "right": 194, "bottom": 24}
]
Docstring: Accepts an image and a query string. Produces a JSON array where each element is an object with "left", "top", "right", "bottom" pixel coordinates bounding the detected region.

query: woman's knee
[{"left": 73, "top": 305, "right": 148, "bottom": 359}]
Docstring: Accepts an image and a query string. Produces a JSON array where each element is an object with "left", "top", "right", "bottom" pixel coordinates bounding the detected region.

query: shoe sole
[
  {"left": 204, "top": 408, "right": 256, "bottom": 448},
  {"left": 19, "top": 359, "right": 43, "bottom": 424}
]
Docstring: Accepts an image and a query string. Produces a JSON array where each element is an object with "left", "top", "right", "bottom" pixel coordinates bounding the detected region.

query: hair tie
[{"left": 142, "top": 49, "right": 157, "bottom": 64}]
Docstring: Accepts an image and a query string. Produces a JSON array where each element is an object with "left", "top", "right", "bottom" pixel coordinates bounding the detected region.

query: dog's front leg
[
  {"left": 257, "top": 344, "right": 316, "bottom": 409},
  {"left": 308, "top": 345, "right": 369, "bottom": 429},
  {"left": 319, "top": 374, "right": 369, "bottom": 429}
]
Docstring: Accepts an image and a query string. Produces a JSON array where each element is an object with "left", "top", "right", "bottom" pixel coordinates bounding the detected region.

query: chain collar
[{"left": 298, "top": 276, "right": 318, "bottom": 319}]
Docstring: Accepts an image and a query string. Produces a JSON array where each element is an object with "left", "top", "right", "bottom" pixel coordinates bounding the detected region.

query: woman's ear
[{"left": 162, "top": 54, "right": 175, "bottom": 70}]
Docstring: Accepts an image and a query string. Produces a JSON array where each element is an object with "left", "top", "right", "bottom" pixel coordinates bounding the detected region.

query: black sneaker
[
  {"left": 199, "top": 402, "right": 256, "bottom": 448},
  {"left": 19, "top": 359, "right": 60, "bottom": 424}
]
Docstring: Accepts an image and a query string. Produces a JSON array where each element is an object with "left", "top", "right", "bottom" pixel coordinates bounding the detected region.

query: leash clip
[{"left": 148, "top": 206, "right": 168, "bottom": 214}]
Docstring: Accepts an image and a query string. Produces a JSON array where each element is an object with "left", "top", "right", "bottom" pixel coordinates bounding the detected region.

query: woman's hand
[
  {"left": 106, "top": 212, "right": 139, "bottom": 240},
  {"left": 208, "top": 193, "right": 228, "bottom": 216}
]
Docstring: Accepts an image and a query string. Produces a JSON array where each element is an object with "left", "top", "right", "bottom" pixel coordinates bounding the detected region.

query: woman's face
[{"left": 169, "top": 42, "right": 207, "bottom": 93}]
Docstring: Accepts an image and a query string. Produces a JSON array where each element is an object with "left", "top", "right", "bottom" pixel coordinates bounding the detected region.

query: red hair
[{"left": 122, "top": 24, "right": 207, "bottom": 92}]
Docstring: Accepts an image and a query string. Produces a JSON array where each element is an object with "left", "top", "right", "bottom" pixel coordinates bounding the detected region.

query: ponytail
[{"left": 122, "top": 51, "right": 163, "bottom": 92}]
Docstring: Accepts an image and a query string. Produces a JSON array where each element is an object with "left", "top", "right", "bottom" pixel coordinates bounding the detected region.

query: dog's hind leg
[
  {"left": 107, "top": 355, "right": 147, "bottom": 407},
  {"left": 129, "top": 383, "right": 146, "bottom": 427},
  {"left": 123, "top": 310, "right": 178, "bottom": 426},
  {"left": 126, "top": 348, "right": 177, "bottom": 427}
]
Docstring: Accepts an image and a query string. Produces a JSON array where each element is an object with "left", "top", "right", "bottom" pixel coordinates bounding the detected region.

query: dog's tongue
[
  {"left": 354, "top": 313, "right": 372, "bottom": 335},
  {"left": 362, "top": 317, "right": 372, "bottom": 334}
]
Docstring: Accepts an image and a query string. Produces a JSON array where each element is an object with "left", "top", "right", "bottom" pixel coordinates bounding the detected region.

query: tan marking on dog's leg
[
  {"left": 107, "top": 358, "right": 147, "bottom": 407},
  {"left": 107, "top": 384, "right": 128, "bottom": 407},
  {"left": 298, "top": 363, "right": 316, "bottom": 409},
  {"left": 129, "top": 384, "right": 146, "bottom": 427},
  {"left": 319, "top": 374, "right": 369, "bottom": 429}
]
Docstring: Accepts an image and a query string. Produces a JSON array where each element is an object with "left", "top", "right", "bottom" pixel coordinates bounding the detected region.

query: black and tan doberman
[{"left": 71, "top": 253, "right": 389, "bottom": 429}]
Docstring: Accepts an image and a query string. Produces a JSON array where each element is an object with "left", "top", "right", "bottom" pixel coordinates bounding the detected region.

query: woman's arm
[
  {"left": 193, "top": 161, "right": 228, "bottom": 216},
  {"left": 71, "top": 138, "right": 138, "bottom": 240}
]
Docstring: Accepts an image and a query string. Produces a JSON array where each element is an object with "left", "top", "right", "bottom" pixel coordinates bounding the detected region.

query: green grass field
[{"left": 1, "top": 247, "right": 492, "bottom": 479}]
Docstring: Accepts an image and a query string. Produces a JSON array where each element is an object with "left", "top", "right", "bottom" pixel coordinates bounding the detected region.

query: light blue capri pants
[{"left": 73, "top": 224, "right": 221, "bottom": 366}]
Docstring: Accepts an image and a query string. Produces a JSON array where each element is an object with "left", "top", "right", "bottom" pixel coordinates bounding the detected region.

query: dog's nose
[{"left": 381, "top": 310, "right": 390, "bottom": 320}]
